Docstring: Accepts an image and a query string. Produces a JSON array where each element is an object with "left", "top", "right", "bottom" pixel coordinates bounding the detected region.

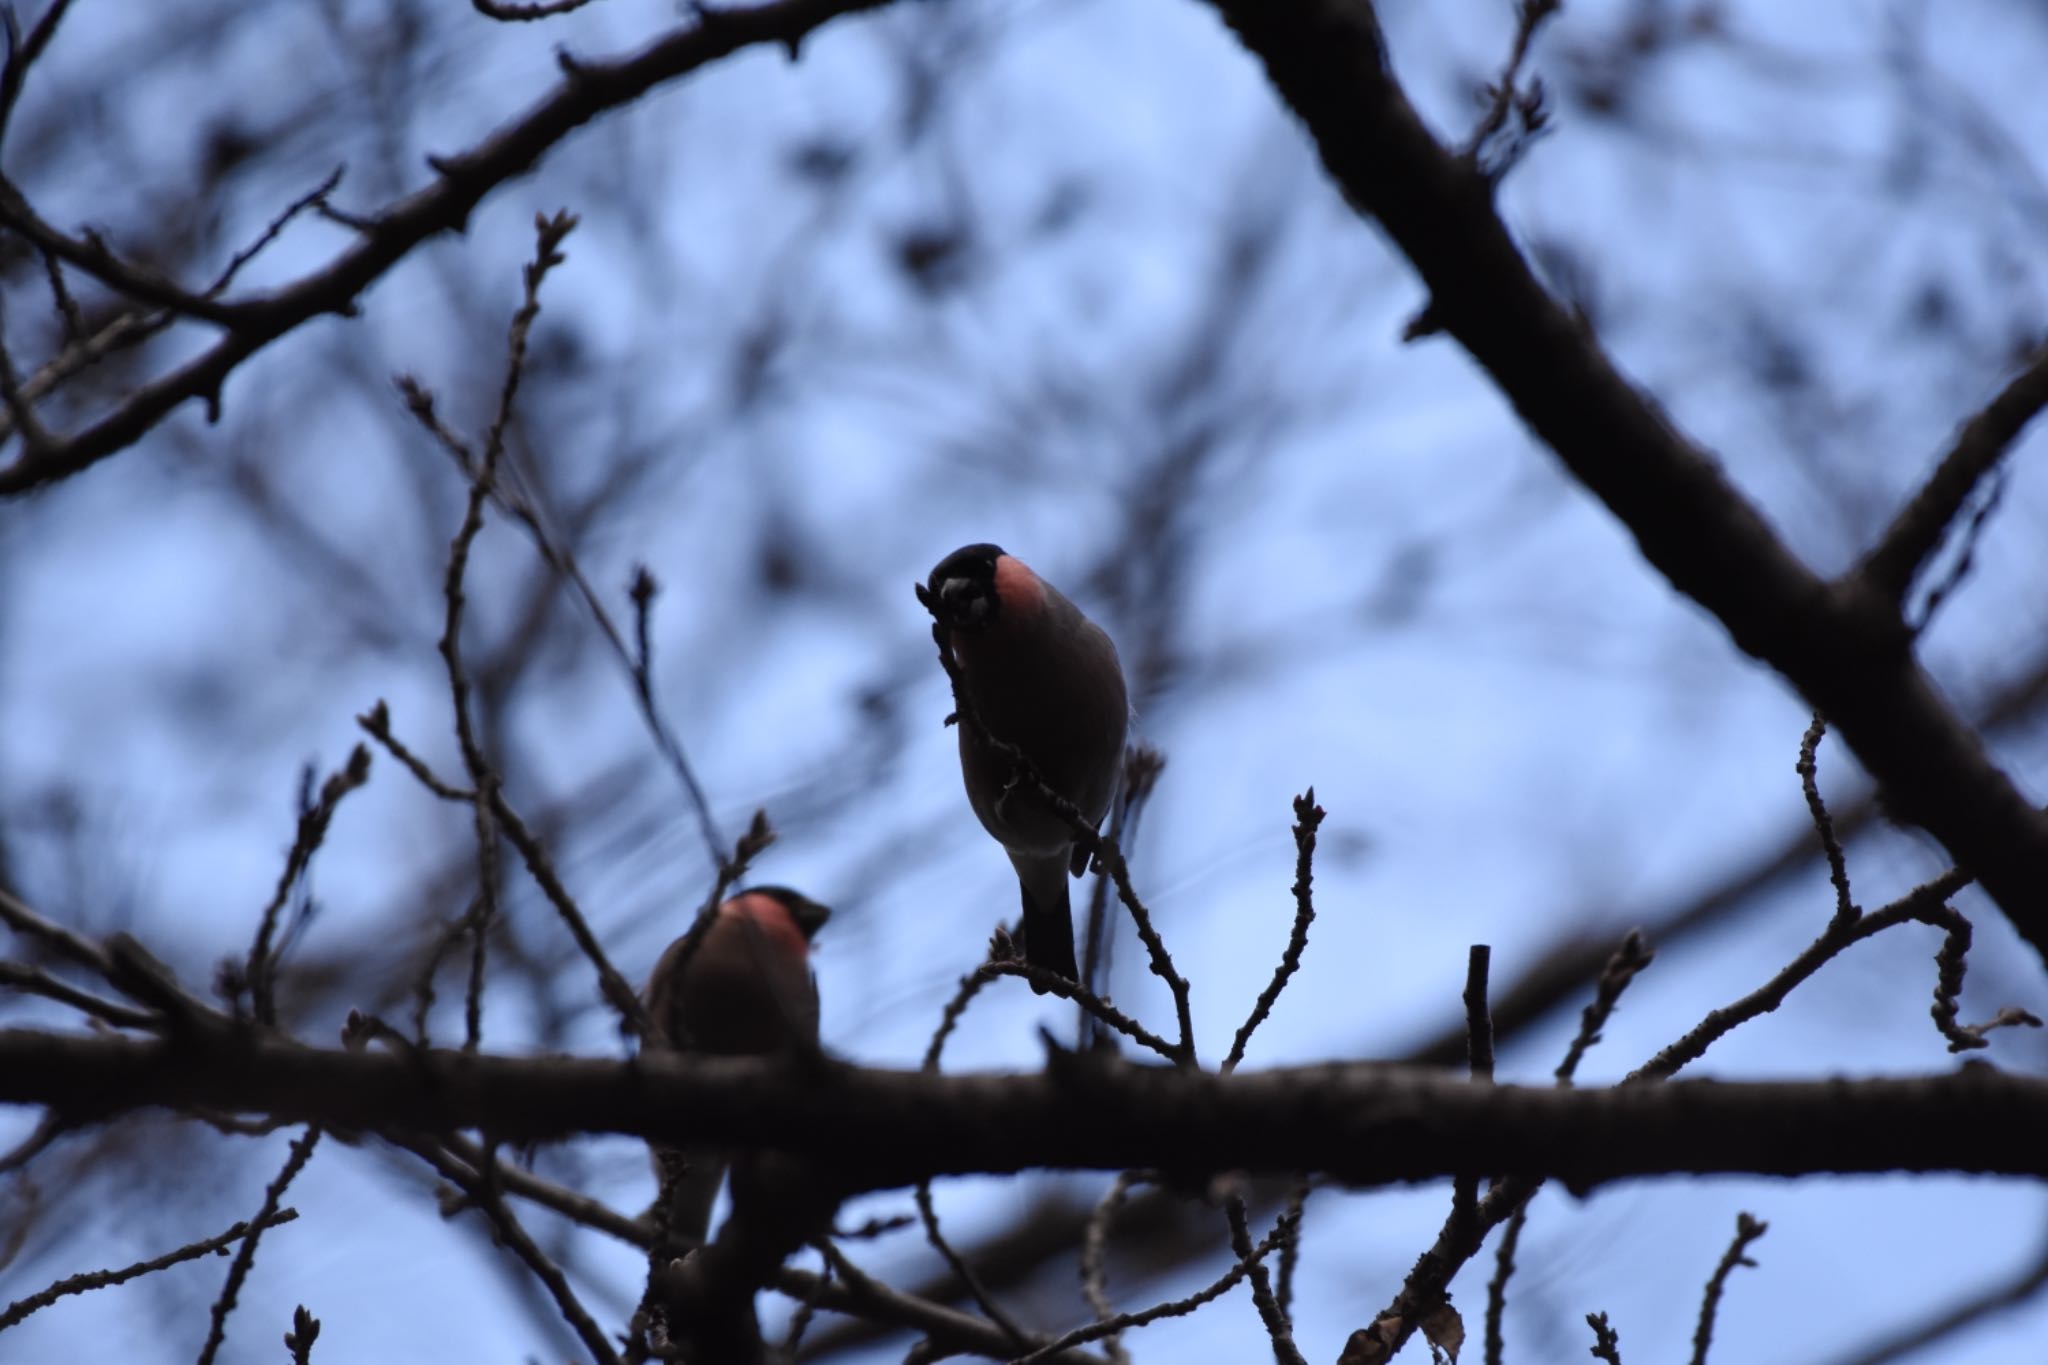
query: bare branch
[
  {"left": 0, "top": 1208, "right": 298, "bottom": 1333},
  {"left": 1861, "top": 342, "right": 2048, "bottom": 603},
  {"left": 1226, "top": 1194, "right": 1307, "bottom": 1365},
  {"left": 1795, "top": 716, "right": 1856, "bottom": 927},
  {"left": 1013, "top": 1203, "right": 1300, "bottom": 1365},
  {"left": 0, "top": 0, "right": 900, "bottom": 497},
  {"left": 395, "top": 1135, "right": 621, "bottom": 1365},
  {"left": 5, "top": 1031, "right": 2048, "bottom": 1188},
  {"left": 283, "top": 1305, "right": 320, "bottom": 1365},
  {"left": 811, "top": 1242, "right": 1113, "bottom": 1365},
  {"left": 1080, "top": 1172, "right": 1148, "bottom": 1365},
  {"left": 1202, "top": 0, "right": 2048, "bottom": 969},
  {"left": 1689, "top": 1212, "right": 1766, "bottom": 1365},
  {"left": 195, "top": 1126, "right": 322, "bottom": 1365},
  {"left": 1224, "top": 789, "right": 1323, "bottom": 1073},
  {"left": 247, "top": 745, "right": 372, "bottom": 1026},
  {"left": 1586, "top": 1310, "right": 1623, "bottom": 1364},
  {"left": 0, "top": 961, "right": 157, "bottom": 1031},
  {"left": 473, "top": 0, "right": 600, "bottom": 19}
]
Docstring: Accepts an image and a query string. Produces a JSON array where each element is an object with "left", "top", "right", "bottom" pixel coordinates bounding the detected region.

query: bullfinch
[
  {"left": 920, "top": 544, "right": 1128, "bottom": 991},
  {"left": 642, "top": 885, "right": 829, "bottom": 1243}
]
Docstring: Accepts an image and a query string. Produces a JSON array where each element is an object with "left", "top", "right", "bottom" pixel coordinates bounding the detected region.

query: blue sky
[{"left": 4, "top": 0, "right": 2048, "bottom": 1361}]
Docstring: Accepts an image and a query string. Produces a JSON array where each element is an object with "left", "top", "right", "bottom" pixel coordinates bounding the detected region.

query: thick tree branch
[
  {"left": 1201, "top": 0, "right": 2048, "bottom": 968},
  {"left": 0, "top": 0, "right": 896, "bottom": 497},
  {"left": 2, "top": 1030, "right": 2046, "bottom": 1189}
]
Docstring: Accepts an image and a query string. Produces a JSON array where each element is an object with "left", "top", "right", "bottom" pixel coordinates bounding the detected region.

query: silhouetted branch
[
  {"left": 194, "top": 1126, "right": 321, "bottom": 1365},
  {"left": 283, "top": 1305, "right": 320, "bottom": 1365},
  {"left": 1223, "top": 789, "right": 1323, "bottom": 1074},
  {"left": 1586, "top": 1310, "right": 1623, "bottom": 1364},
  {"left": 1794, "top": 716, "right": 1856, "bottom": 927},
  {"left": 247, "top": 746, "right": 372, "bottom": 1026},
  {"left": 0, "top": 0, "right": 901, "bottom": 497},
  {"left": 0, "top": 1208, "right": 298, "bottom": 1332},
  {"left": 1861, "top": 343, "right": 2048, "bottom": 603},
  {"left": 1203, "top": 0, "right": 2048, "bottom": 969},
  {"left": 396, "top": 1134, "right": 622, "bottom": 1365},
  {"left": 1013, "top": 1203, "right": 1299, "bottom": 1365},
  {"left": 1689, "top": 1212, "right": 1766, "bottom": 1365},
  {"left": 4, "top": 1031, "right": 2048, "bottom": 1187}
]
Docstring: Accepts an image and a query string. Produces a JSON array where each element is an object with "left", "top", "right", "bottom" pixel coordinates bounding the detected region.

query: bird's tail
[{"left": 1018, "top": 860, "right": 1079, "bottom": 993}]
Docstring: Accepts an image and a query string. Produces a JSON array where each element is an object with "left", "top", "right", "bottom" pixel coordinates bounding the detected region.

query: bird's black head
[
  {"left": 748, "top": 886, "right": 831, "bottom": 941},
  {"left": 917, "top": 542, "right": 1005, "bottom": 632}
]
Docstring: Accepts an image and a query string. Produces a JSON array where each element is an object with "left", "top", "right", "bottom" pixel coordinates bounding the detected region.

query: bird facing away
[
  {"left": 920, "top": 543, "right": 1128, "bottom": 991},
  {"left": 642, "top": 885, "right": 830, "bottom": 1243}
]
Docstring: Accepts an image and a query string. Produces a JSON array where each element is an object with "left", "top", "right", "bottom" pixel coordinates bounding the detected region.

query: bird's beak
[{"left": 790, "top": 899, "right": 832, "bottom": 939}]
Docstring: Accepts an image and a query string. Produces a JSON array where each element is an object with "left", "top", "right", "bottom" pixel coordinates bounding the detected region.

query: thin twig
[
  {"left": 1273, "top": 1179, "right": 1309, "bottom": 1327},
  {"left": 1484, "top": 932, "right": 1643, "bottom": 1365},
  {"left": 1227, "top": 1195, "right": 1308, "bottom": 1365},
  {"left": 1224, "top": 789, "right": 1324, "bottom": 1073},
  {"left": 0, "top": 961, "right": 157, "bottom": 1030},
  {"left": 202, "top": 166, "right": 348, "bottom": 297},
  {"left": 1555, "top": 930, "right": 1655, "bottom": 1083},
  {"left": 0, "top": 1209, "right": 298, "bottom": 1332},
  {"left": 1365, "top": 932, "right": 1657, "bottom": 1365},
  {"left": 247, "top": 746, "right": 372, "bottom": 1026},
  {"left": 809, "top": 1242, "right": 1112, "bottom": 1365},
  {"left": 1795, "top": 716, "right": 1857, "bottom": 927},
  {"left": 914, "top": 1179, "right": 1032, "bottom": 1350},
  {"left": 1451, "top": 943, "right": 1494, "bottom": 1239},
  {"left": 1012, "top": 1203, "right": 1301, "bottom": 1365},
  {"left": 0, "top": 885, "right": 116, "bottom": 980},
  {"left": 195, "top": 1126, "right": 321, "bottom": 1365},
  {"left": 1482, "top": 1198, "right": 1528, "bottom": 1365},
  {"left": 1861, "top": 342, "right": 2048, "bottom": 603},
  {"left": 778, "top": 1244, "right": 832, "bottom": 1358},
  {"left": 394, "top": 390, "right": 727, "bottom": 871},
  {"left": 1910, "top": 461, "right": 2010, "bottom": 633},
  {"left": 36, "top": 247, "right": 82, "bottom": 343},
  {"left": 0, "top": 1109, "right": 65, "bottom": 1178},
  {"left": 437, "top": 214, "right": 578, "bottom": 1050},
  {"left": 473, "top": 0, "right": 601, "bottom": 19},
  {"left": 282, "top": 1305, "right": 320, "bottom": 1364},
  {"left": 0, "top": 0, "right": 79, "bottom": 153},
  {"left": 434, "top": 1132, "right": 650, "bottom": 1247},
  {"left": 1462, "top": 0, "right": 1561, "bottom": 169},
  {"left": 1689, "top": 1213, "right": 1767, "bottom": 1365},
  {"left": 1632, "top": 868, "right": 1990, "bottom": 1081},
  {"left": 360, "top": 697, "right": 652, "bottom": 1037},
  {"left": 916, "top": 957, "right": 1034, "bottom": 1351},
  {"left": 1586, "top": 1310, "right": 1623, "bottom": 1364},
  {"left": 357, "top": 700, "right": 474, "bottom": 801},
  {"left": 1080, "top": 1172, "right": 1149, "bottom": 1365},
  {"left": 395, "top": 1135, "right": 623, "bottom": 1365}
]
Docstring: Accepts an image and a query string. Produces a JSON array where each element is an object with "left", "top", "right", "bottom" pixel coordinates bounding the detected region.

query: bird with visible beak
[
  {"left": 919, "top": 543, "right": 1128, "bottom": 991},
  {"left": 642, "top": 885, "right": 829, "bottom": 1243}
]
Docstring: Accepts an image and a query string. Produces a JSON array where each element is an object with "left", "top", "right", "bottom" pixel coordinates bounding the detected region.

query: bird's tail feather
[{"left": 1020, "top": 872, "right": 1079, "bottom": 993}]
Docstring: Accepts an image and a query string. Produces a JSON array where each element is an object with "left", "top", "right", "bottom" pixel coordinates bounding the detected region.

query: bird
[
  {"left": 642, "top": 885, "right": 830, "bottom": 1244},
  {"left": 919, "top": 543, "right": 1128, "bottom": 992}
]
